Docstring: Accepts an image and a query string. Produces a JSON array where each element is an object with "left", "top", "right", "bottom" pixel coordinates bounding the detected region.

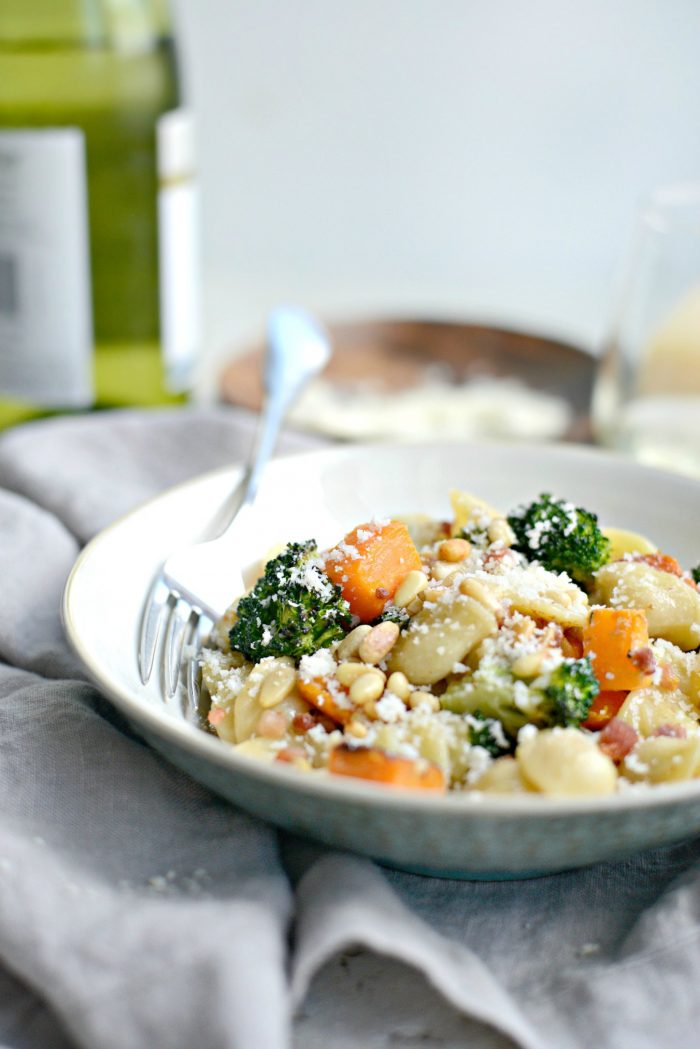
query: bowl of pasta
[{"left": 63, "top": 440, "right": 700, "bottom": 878}]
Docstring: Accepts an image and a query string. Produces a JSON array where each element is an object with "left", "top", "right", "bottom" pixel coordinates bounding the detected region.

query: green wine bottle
[{"left": 0, "top": 0, "right": 198, "bottom": 428}]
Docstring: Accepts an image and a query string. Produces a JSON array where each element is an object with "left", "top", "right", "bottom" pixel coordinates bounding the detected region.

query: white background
[{"left": 175, "top": 0, "right": 700, "bottom": 370}]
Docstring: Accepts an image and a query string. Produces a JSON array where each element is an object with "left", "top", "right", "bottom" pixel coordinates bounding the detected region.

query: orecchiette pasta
[
  {"left": 479, "top": 564, "right": 590, "bottom": 629},
  {"left": 473, "top": 756, "right": 527, "bottom": 794},
  {"left": 622, "top": 736, "right": 700, "bottom": 784},
  {"left": 449, "top": 488, "right": 502, "bottom": 538},
  {"left": 616, "top": 688, "right": 699, "bottom": 737},
  {"left": 601, "top": 526, "right": 657, "bottom": 561},
  {"left": 388, "top": 594, "right": 497, "bottom": 685},
  {"left": 517, "top": 728, "right": 618, "bottom": 796},
  {"left": 651, "top": 640, "right": 700, "bottom": 705}
]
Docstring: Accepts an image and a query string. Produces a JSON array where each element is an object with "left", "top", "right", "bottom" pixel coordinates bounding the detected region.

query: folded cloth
[
  {"left": 0, "top": 407, "right": 699, "bottom": 1049},
  {"left": 0, "top": 405, "right": 324, "bottom": 542}
]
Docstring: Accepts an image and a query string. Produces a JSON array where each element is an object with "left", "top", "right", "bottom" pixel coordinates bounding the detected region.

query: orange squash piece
[
  {"left": 583, "top": 608, "right": 655, "bottom": 691},
  {"left": 324, "top": 520, "right": 422, "bottom": 622},
  {"left": 297, "top": 677, "right": 353, "bottom": 725},
  {"left": 562, "top": 627, "right": 584, "bottom": 660},
  {"left": 582, "top": 689, "right": 629, "bottom": 730},
  {"left": 631, "top": 552, "right": 698, "bottom": 591},
  {"left": 632, "top": 552, "right": 684, "bottom": 577},
  {"left": 328, "top": 744, "right": 446, "bottom": 791}
]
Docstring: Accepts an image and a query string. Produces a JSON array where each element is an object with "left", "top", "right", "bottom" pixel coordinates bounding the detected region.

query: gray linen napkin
[{"left": 1, "top": 408, "right": 700, "bottom": 1049}]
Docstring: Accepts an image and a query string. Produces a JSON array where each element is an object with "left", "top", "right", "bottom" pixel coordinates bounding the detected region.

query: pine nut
[
  {"left": 257, "top": 710, "right": 287, "bottom": 739},
  {"left": 405, "top": 596, "right": 424, "bottom": 616},
  {"left": 438, "top": 538, "right": 471, "bottom": 562},
  {"left": 336, "top": 663, "right": 385, "bottom": 688},
  {"left": 358, "top": 621, "right": 400, "bottom": 664},
  {"left": 349, "top": 672, "right": 385, "bottom": 706},
  {"left": 459, "top": 577, "right": 502, "bottom": 614},
  {"left": 336, "top": 624, "right": 372, "bottom": 661},
  {"left": 423, "top": 586, "right": 447, "bottom": 603},
  {"left": 346, "top": 719, "right": 368, "bottom": 739},
  {"left": 408, "top": 690, "right": 440, "bottom": 712},
  {"left": 386, "top": 671, "right": 411, "bottom": 700},
  {"left": 511, "top": 651, "right": 547, "bottom": 679},
  {"left": 393, "top": 570, "right": 429, "bottom": 608},
  {"left": 487, "top": 518, "right": 516, "bottom": 547},
  {"left": 511, "top": 616, "right": 537, "bottom": 640},
  {"left": 431, "top": 561, "right": 458, "bottom": 582},
  {"left": 259, "top": 662, "right": 296, "bottom": 708}
]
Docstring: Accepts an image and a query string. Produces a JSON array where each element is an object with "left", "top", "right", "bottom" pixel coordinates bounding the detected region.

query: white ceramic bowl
[{"left": 62, "top": 441, "right": 700, "bottom": 878}]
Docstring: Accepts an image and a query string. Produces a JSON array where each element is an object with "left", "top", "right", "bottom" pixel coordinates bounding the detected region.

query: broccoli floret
[
  {"left": 460, "top": 523, "right": 490, "bottom": 549},
  {"left": 441, "top": 665, "right": 536, "bottom": 737},
  {"left": 372, "top": 604, "right": 411, "bottom": 631},
  {"left": 507, "top": 492, "right": 610, "bottom": 582},
  {"left": 466, "top": 712, "right": 511, "bottom": 756},
  {"left": 541, "top": 657, "right": 599, "bottom": 727},
  {"left": 691, "top": 564, "right": 700, "bottom": 585},
  {"left": 228, "top": 540, "right": 351, "bottom": 663},
  {"left": 441, "top": 656, "right": 598, "bottom": 738}
]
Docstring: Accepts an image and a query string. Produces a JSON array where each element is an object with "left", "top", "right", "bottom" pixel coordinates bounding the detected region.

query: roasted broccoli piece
[
  {"left": 228, "top": 540, "right": 351, "bottom": 663},
  {"left": 507, "top": 492, "right": 610, "bottom": 582},
  {"left": 540, "top": 657, "right": 599, "bottom": 727},
  {"left": 459, "top": 523, "right": 490, "bottom": 549},
  {"left": 691, "top": 564, "right": 700, "bottom": 585},
  {"left": 372, "top": 604, "right": 411, "bottom": 631},
  {"left": 441, "top": 664, "right": 536, "bottom": 737},
  {"left": 441, "top": 656, "right": 598, "bottom": 738},
  {"left": 466, "top": 712, "right": 511, "bottom": 757}
]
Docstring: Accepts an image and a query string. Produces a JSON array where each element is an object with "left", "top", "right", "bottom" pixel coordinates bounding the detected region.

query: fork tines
[{"left": 138, "top": 574, "right": 213, "bottom": 702}]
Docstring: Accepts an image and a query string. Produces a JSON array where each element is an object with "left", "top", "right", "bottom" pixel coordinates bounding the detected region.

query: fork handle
[{"left": 213, "top": 307, "right": 331, "bottom": 537}]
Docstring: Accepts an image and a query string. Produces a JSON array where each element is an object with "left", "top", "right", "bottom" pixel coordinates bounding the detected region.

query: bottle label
[
  {"left": 157, "top": 109, "right": 199, "bottom": 392},
  {"left": 0, "top": 129, "right": 93, "bottom": 406}
]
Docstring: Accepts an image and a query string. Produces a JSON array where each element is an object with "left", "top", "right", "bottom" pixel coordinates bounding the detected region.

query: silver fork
[{"left": 137, "top": 306, "right": 332, "bottom": 702}]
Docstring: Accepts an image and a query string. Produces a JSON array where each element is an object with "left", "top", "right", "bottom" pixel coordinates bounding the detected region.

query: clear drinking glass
[{"left": 593, "top": 184, "right": 700, "bottom": 477}]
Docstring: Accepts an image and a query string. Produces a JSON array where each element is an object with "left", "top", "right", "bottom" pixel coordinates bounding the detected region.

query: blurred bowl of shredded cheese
[{"left": 220, "top": 319, "right": 594, "bottom": 443}]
